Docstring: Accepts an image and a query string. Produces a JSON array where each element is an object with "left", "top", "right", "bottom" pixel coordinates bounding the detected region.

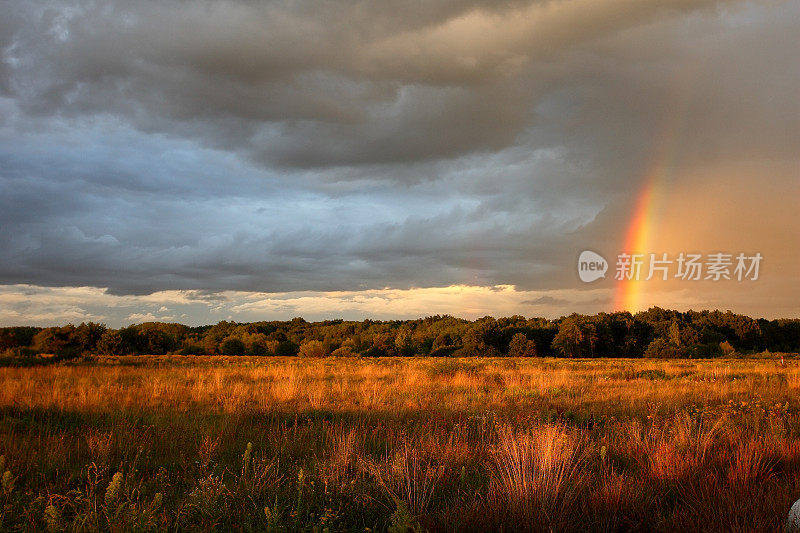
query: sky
[{"left": 0, "top": 0, "right": 798, "bottom": 327}]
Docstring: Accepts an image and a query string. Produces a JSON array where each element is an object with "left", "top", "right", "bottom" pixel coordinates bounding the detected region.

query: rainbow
[
  {"left": 613, "top": 66, "right": 698, "bottom": 313},
  {"left": 613, "top": 168, "right": 664, "bottom": 313}
]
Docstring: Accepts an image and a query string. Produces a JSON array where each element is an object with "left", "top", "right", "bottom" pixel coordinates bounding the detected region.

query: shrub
[
  {"left": 689, "top": 342, "right": 724, "bottom": 358},
  {"left": 361, "top": 345, "right": 388, "bottom": 357},
  {"left": 643, "top": 338, "right": 687, "bottom": 359},
  {"left": 104, "top": 471, "right": 124, "bottom": 507},
  {"left": 275, "top": 340, "right": 299, "bottom": 357},
  {"left": 331, "top": 346, "right": 356, "bottom": 357},
  {"left": 220, "top": 338, "right": 246, "bottom": 356},
  {"left": 720, "top": 340, "right": 736, "bottom": 356},
  {"left": 428, "top": 346, "right": 458, "bottom": 358},
  {"left": 44, "top": 505, "right": 62, "bottom": 533},
  {"left": 387, "top": 499, "right": 416, "bottom": 533},
  {"left": 2, "top": 346, "right": 37, "bottom": 358},
  {"left": 298, "top": 340, "right": 327, "bottom": 358},
  {"left": 178, "top": 344, "right": 205, "bottom": 355},
  {"left": 247, "top": 340, "right": 272, "bottom": 356}
]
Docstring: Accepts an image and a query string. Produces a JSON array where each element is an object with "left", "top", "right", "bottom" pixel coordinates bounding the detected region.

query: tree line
[{"left": 1, "top": 308, "right": 799, "bottom": 359}]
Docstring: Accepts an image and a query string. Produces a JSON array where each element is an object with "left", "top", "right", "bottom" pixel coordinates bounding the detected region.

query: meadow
[{"left": 1, "top": 355, "right": 799, "bottom": 532}]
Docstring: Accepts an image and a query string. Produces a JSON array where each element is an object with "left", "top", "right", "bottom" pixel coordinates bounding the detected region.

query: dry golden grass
[{"left": 0, "top": 356, "right": 799, "bottom": 531}]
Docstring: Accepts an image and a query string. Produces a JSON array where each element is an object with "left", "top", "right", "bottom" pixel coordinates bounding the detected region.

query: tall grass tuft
[
  {"left": 104, "top": 471, "right": 123, "bottom": 508},
  {"left": 368, "top": 442, "right": 445, "bottom": 518},
  {"left": 490, "top": 423, "right": 586, "bottom": 529}
]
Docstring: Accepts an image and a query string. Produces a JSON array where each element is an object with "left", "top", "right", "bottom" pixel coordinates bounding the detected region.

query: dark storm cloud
[
  {"left": 2, "top": 0, "right": 747, "bottom": 168},
  {"left": 0, "top": 0, "right": 798, "bottom": 317}
]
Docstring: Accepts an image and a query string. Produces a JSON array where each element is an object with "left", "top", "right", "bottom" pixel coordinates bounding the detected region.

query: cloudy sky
[{"left": 1, "top": 0, "right": 798, "bottom": 327}]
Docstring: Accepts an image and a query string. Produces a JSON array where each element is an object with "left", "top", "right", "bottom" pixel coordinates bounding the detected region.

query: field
[{"left": 1, "top": 356, "right": 799, "bottom": 532}]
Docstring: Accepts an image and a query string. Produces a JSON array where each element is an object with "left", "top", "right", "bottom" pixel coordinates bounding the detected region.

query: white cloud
[{"left": 0, "top": 283, "right": 614, "bottom": 327}]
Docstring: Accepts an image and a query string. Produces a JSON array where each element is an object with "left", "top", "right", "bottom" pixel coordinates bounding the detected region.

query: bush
[
  {"left": 220, "top": 338, "right": 246, "bottom": 356},
  {"left": 643, "top": 338, "right": 687, "bottom": 359},
  {"left": 429, "top": 346, "right": 458, "bottom": 358},
  {"left": 330, "top": 346, "right": 356, "bottom": 357},
  {"left": 298, "top": 340, "right": 327, "bottom": 358},
  {"left": 361, "top": 346, "right": 388, "bottom": 357},
  {"left": 2, "top": 346, "right": 37, "bottom": 358},
  {"left": 689, "top": 342, "right": 724, "bottom": 358},
  {"left": 246, "top": 341, "right": 272, "bottom": 356},
  {"left": 275, "top": 340, "right": 299, "bottom": 357},
  {"left": 720, "top": 340, "right": 736, "bottom": 356},
  {"left": 178, "top": 344, "right": 204, "bottom": 355}
]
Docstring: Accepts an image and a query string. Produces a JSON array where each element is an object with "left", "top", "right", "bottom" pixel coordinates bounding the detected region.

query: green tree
[
  {"left": 32, "top": 325, "right": 81, "bottom": 358},
  {"left": 458, "top": 317, "right": 501, "bottom": 356},
  {"left": 508, "top": 332, "right": 537, "bottom": 357},
  {"left": 668, "top": 320, "right": 682, "bottom": 347},
  {"left": 551, "top": 315, "right": 598, "bottom": 358},
  {"left": 97, "top": 330, "right": 129, "bottom": 355}
]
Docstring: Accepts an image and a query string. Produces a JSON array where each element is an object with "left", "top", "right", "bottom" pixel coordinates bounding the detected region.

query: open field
[{"left": 1, "top": 356, "right": 800, "bottom": 532}]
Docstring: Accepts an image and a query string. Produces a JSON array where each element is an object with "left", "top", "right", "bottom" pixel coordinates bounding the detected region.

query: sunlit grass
[{"left": 1, "top": 356, "right": 799, "bottom": 531}]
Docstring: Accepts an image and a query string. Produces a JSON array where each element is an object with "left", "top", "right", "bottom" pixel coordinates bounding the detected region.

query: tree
[
  {"left": 73, "top": 322, "right": 107, "bottom": 353},
  {"left": 508, "top": 333, "right": 537, "bottom": 357},
  {"left": 246, "top": 338, "right": 272, "bottom": 356},
  {"left": 33, "top": 325, "right": 84, "bottom": 358},
  {"left": 97, "top": 330, "right": 129, "bottom": 355},
  {"left": 551, "top": 315, "right": 598, "bottom": 358},
  {"left": 143, "top": 328, "right": 175, "bottom": 354},
  {"left": 458, "top": 317, "right": 501, "bottom": 356},
  {"left": 0, "top": 327, "right": 40, "bottom": 351},
  {"left": 394, "top": 328, "right": 415, "bottom": 356},
  {"left": 719, "top": 340, "right": 736, "bottom": 356},
  {"left": 203, "top": 321, "right": 236, "bottom": 354},
  {"left": 668, "top": 320, "right": 682, "bottom": 347}
]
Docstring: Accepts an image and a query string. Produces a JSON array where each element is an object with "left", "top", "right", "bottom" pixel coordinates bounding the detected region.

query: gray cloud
[
  {"left": 521, "top": 296, "right": 570, "bottom": 306},
  {"left": 3, "top": 0, "right": 756, "bottom": 168},
  {"left": 0, "top": 0, "right": 798, "bottom": 321}
]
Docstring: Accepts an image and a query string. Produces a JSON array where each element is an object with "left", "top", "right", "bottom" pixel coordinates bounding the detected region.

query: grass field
[{"left": 1, "top": 356, "right": 799, "bottom": 532}]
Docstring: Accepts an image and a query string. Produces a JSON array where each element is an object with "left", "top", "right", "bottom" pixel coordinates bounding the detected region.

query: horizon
[{"left": 3, "top": 305, "right": 799, "bottom": 331}]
